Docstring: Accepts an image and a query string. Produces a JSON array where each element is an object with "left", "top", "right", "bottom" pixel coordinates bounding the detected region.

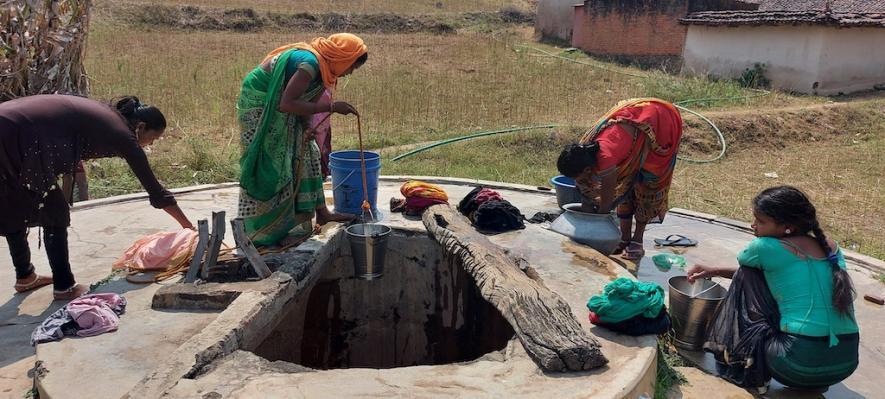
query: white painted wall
[
  {"left": 535, "top": 0, "right": 579, "bottom": 42},
  {"left": 682, "top": 25, "right": 885, "bottom": 95},
  {"left": 817, "top": 28, "right": 885, "bottom": 94}
]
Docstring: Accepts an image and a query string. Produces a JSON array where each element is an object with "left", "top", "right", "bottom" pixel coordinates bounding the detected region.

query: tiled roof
[
  {"left": 681, "top": 9, "right": 885, "bottom": 27},
  {"left": 758, "top": 0, "right": 885, "bottom": 13}
]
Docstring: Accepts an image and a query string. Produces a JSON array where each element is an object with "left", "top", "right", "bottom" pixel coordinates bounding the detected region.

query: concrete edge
[
  {"left": 122, "top": 230, "right": 344, "bottom": 398},
  {"left": 379, "top": 175, "right": 557, "bottom": 196},
  {"left": 70, "top": 179, "right": 881, "bottom": 273},
  {"left": 69, "top": 175, "right": 554, "bottom": 213},
  {"left": 669, "top": 208, "right": 885, "bottom": 274},
  {"left": 70, "top": 182, "right": 240, "bottom": 212},
  {"left": 620, "top": 348, "right": 657, "bottom": 399}
]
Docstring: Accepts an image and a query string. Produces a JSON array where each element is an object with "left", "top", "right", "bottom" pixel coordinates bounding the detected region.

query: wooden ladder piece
[
  {"left": 202, "top": 211, "right": 226, "bottom": 280},
  {"left": 230, "top": 217, "right": 272, "bottom": 279},
  {"left": 184, "top": 219, "right": 209, "bottom": 283}
]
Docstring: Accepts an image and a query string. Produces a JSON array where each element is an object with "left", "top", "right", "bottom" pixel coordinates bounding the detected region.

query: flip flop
[
  {"left": 654, "top": 234, "right": 698, "bottom": 247},
  {"left": 14, "top": 274, "right": 53, "bottom": 293}
]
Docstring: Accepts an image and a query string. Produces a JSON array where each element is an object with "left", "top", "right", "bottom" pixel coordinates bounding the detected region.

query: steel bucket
[
  {"left": 668, "top": 276, "right": 727, "bottom": 350},
  {"left": 346, "top": 223, "right": 391, "bottom": 280}
]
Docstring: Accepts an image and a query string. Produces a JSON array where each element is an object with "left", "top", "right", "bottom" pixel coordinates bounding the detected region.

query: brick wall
[{"left": 571, "top": 1, "right": 689, "bottom": 58}]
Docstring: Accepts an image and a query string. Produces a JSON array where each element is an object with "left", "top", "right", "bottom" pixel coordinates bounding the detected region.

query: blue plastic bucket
[
  {"left": 330, "top": 150, "right": 381, "bottom": 216},
  {"left": 550, "top": 175, "right": 583, "bottom": 208}
]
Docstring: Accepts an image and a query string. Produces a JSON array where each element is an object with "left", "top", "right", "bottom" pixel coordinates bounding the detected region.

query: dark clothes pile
[
  {"left": 457, "top": 187, "right": 525, "bottom": 233},
  {"left": 589, "top": 307, "right": 671, "bottom": 336},
  {"left": 528, "top": 209, "right": 562, "bottom": 224}
]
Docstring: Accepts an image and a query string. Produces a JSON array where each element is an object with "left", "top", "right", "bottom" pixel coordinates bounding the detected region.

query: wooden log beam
[
  {"left": 231, "top": 218, "right": 272, "bottom": 279},
  {"left": 422, "top": 204, "right": 607, "bottom": 372}
]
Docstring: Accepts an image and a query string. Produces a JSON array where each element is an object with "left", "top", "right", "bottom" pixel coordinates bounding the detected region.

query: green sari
[{"left": 237, "top": 49, "right": 326, "bottom": 247}]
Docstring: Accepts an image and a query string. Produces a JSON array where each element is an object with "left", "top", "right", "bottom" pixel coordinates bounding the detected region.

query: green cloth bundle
[{"left": 587, "top": 278, "right": 665, "bottom": 323}]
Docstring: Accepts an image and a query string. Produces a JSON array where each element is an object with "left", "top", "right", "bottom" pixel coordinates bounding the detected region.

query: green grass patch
[{"left": 655, "top": 337, "right": 688, "bottom": 399}]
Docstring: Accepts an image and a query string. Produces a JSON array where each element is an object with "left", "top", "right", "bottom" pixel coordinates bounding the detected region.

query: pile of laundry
[
  {"left": 390, "top": 182, "right": 527, "bottom": 233},
  {"left": 113, "top": 228, "right": 198, "bottom": 272},
  {"left": 457, "top": 186, "right": 525, "bottom": 233},
  {"left": 32, "top": 293, "right": 127, "bottom": 345},
  {"left": 587, "top": 278, "right": 670, "bottom": 336},
  {"left": 390, "top": 180, "right": 449, "bottom": 216}
]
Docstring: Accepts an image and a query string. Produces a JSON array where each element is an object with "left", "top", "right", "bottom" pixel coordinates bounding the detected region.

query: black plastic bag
[{"left": 703, "top": 267, "right": 789, "bottom": 389}]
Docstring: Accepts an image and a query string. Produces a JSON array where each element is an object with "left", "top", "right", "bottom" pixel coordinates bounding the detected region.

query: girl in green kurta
[
  {"left": 687, "top": 186, "right": 858, "bottom": 393},
  {"left": 237, "top": 34, "right": 368, "bottom": 247}
]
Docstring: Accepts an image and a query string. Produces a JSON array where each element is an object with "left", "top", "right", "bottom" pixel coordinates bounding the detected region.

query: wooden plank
[
  {"left": 422, "top": 204, "right": 607, "bottom": 372},
  {"left": 230, "top": 217, "right": 272, "bottom": 279},
  {"left": 202, "top": 211, "right": 226, "bottom": 280},
  {"left": 184, "top": 219, "right": 209, "bottom": 283}
]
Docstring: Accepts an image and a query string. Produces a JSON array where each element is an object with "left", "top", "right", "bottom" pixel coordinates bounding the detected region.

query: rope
[{"left": 356, "top": 114, "right": 374, "bottom": 221}]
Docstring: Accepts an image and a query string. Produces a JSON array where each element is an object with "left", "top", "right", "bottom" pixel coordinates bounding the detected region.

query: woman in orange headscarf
[{"left": 238, "top": 33, "right": 368, "bottom": 247}]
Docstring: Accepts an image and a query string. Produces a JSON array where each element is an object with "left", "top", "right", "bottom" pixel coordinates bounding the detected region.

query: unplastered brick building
[{"left": 568, "top": 0, "right": 756, "bottom": 67}]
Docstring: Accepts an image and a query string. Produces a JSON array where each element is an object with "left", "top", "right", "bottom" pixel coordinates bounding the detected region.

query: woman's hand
[
  {"left": 687, "top": 263, "right": 738, "bottom": 282},
  {"left": 331, "top": 101, "right": 359, "bottom": 116},
  {"left": 163, "top": 204, "right": 194, "bottom": 230}
]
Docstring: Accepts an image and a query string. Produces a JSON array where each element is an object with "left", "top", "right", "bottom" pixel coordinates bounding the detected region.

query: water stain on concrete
[{"left": 560, "top": 241, "right": 620, "bottom": 281}]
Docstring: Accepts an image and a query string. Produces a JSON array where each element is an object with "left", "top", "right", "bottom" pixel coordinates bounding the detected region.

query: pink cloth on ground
[
  {"left": 67, "top": 293, "right": 126, "bottom": 337},
  {"left": 310, "top": 89, "right": 333, "bottom": 177},
  {"left": 112, "top": 229, "right": 197, "bottom": 271}
]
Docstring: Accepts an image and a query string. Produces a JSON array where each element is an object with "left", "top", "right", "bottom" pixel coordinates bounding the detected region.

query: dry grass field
[{"left": 119, "top": 0, "right": 536, "bottom": 14}]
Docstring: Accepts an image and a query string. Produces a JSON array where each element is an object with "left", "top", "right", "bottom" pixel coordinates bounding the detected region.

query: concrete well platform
[{"left": 0, "top": 176, "right": 882, "bottom": 399}]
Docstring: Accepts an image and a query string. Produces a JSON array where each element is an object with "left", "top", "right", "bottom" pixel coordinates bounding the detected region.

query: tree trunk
[{"left": 422, "top": 205, "right": 607, "bottom": 372}]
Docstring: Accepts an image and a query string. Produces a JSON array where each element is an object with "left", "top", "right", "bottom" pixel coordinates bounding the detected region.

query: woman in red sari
[{"left": 557, "top": 98, "right": 683, "bottom": 260}]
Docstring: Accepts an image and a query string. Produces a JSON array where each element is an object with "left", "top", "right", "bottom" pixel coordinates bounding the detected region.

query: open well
[{"left": 253, "top": 229, "right": 515, "bottom": 369}]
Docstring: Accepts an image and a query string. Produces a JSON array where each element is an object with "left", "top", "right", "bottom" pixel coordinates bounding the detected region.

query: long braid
[{"left": 810, "top": 223, "right": 855, "bottom": 315}]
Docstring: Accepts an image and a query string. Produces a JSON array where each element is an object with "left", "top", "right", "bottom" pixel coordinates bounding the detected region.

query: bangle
[{"left": 329, "top": 102, "right": 334, "bottom": 113}]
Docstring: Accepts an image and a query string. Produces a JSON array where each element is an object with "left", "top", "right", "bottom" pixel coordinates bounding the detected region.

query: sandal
[
  {"left": 621, "top": 241, "right": 645, "bottom": 261},
  {"left": 14, "top": 274, "right": 53, "bottom": 293},
  {"left": 53, "top": 284, "right": 88, "bottom": 301},
  {"left": 611, "top": 240, "right": 631, "bottom": 255},
  {"left": 653, "top": 234, "right": 698, "bottom": 247}
]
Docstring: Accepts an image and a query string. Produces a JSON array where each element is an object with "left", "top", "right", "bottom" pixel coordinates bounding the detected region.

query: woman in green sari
[{"left": 238, "top": 33, "right": 368, "bottom": 247}]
